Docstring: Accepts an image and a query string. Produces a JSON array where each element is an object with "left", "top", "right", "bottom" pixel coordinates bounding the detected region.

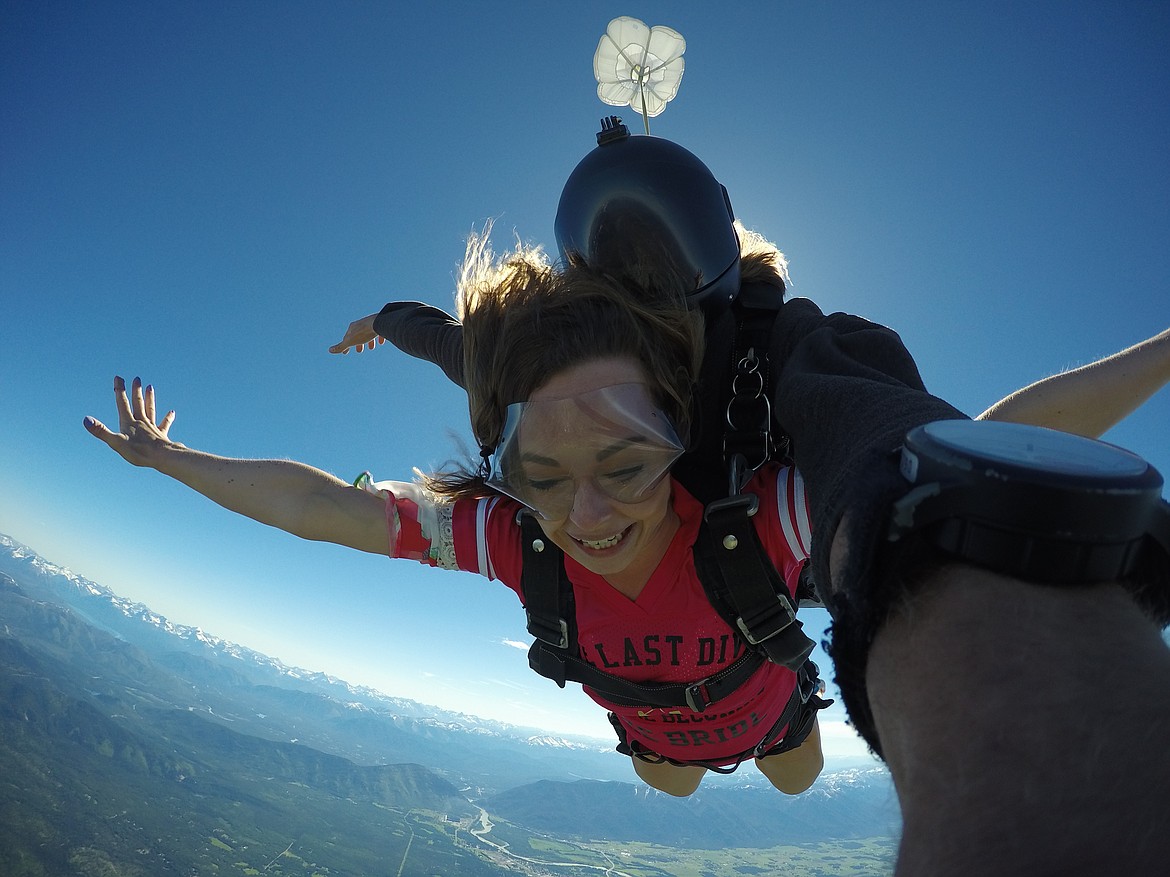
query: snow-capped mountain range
[
  {"left": 0, "top": 532, "right": 630, "bottom": 783},
  {"left": 0, "top": 530, "right": 897, "bottom": 816}
]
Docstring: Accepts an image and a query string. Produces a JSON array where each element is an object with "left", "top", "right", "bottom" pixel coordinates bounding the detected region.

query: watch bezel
[
  {"left": 889, "top": 419, "right": 1169, "bottom": 584},
  {"left": 903, "top": 420, "right": 1157, "bottom": 491}
]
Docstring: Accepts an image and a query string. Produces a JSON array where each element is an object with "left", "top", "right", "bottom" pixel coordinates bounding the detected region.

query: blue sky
[{"left": 2, "top": 2, "right": 1167, "bottom": 764}]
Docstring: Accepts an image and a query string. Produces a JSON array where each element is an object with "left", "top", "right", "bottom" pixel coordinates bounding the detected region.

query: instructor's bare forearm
[{"left": 867, "top": 566, "right": 1170, "bottom": 874}]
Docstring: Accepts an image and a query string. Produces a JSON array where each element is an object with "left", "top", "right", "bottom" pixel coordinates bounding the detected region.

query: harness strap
[
  {"left": 530, "top": 641, "right": 766, "bottom": 713},
  {"left": 517, "top": 510, "right": 767, "bottom": 713},
  {"left": 696, "top": 495, "right": 816, "bottom": 671},
  {"left": 518, "top": 511, "right": 574, "bottom": 650},
  {"left": 613, "top": 659, "right": 834, "bottom": 774}
]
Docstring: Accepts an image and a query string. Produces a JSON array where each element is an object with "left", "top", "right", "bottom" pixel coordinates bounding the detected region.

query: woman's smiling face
[{"left": 519, "top": 357, "right": 681, "bottom": 589}]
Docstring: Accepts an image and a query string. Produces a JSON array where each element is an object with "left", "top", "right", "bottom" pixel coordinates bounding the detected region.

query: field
[{"left": 464, "top": 816, "right": 897, "bottom": 877}]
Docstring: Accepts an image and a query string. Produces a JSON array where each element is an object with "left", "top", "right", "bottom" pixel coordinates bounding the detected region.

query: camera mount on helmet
[{"left": 554, "top": 117, "right": 741, "bottom": 310}]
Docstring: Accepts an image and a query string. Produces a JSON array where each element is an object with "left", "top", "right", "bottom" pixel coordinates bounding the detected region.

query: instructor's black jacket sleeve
[
  {"left": 769, "top": 297, "right": 966, "bottom": 602},
  {"left": 768, "top": 297, "right": 966, "bottom": 756},
  {"left": 373, "top": 302, "right": 466, "bottom": 388}
]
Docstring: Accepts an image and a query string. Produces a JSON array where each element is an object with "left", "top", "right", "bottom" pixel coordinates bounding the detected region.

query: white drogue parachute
[{"left": 593, "top": 16, "right": 686, "bottom": 134}]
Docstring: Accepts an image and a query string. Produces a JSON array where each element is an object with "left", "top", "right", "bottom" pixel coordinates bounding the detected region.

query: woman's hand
[
  {"left": 83, "top": 375, "right": 389, "bottom": 553},
  {"left": 84, "top": 376, "right": 183, "bottom": 468},
  {"left": 329, "top": 314, "right": 384, "bottom": 354}
]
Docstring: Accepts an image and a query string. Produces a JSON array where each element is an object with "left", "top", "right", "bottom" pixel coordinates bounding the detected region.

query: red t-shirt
[{"left": 370, "top": 464, "right": 812, "bottom": 765}]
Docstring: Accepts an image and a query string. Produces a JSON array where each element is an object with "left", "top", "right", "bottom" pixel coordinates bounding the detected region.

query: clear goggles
[{"left": 486, "top": 382, "right": 685, "bottom": 520}]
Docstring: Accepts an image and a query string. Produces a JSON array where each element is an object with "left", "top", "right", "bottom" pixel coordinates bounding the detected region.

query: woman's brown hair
[
  {"left": 425, "top": 229, "right": 707, "bottom": 500},
  {"left": 424, "top": 223, "right": 789, "bottom": 500}
]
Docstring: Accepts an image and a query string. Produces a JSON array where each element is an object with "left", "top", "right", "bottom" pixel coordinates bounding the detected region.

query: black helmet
[{"left": 554, "top": 117, "right": 741, "bottom": 309}]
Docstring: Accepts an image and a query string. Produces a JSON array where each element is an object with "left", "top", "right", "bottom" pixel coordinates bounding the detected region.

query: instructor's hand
[{"left": 329, "top": 314, "right": 384, "bottom": 354}]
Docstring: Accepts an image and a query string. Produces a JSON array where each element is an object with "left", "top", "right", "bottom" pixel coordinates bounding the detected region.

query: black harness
[
  {"left": 519, "top": 509, "right": 813, "bottom": 714},
  {"left": 517, "top": 286, "right": 830, "bottom": 766}
]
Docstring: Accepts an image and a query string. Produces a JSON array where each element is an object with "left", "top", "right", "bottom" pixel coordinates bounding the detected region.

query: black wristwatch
[{"left": 887, "top": 419, "right": 1170, "bottom": 584}]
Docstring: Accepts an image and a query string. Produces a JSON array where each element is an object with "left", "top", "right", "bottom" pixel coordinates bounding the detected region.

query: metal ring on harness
[
  {"left": 729, "top": 350, "right": 766, "bottom": 402},
  {"left": 724, "top": 346, "right": 774, "bottom": 491}
]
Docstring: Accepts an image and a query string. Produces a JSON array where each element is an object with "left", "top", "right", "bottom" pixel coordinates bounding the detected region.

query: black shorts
[{"left": 608, "top": 659, "right": 831, "bottom": 774}]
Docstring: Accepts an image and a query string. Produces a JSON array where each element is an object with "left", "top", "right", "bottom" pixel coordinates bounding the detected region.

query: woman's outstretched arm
[
  {"left": 978, "top": 327, "right": 1170, "bottom": 437},
  {"left": 84, "top": 376, "right": 389, "bottom": 554}
]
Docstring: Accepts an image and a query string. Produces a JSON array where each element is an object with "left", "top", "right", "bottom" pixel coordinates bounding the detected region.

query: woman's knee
[
  {"left": 756, "top": 718, "right": 825, "bottom": 795},
  {"left": 632, "top": 757, "right": 707, "bottom": 797}
]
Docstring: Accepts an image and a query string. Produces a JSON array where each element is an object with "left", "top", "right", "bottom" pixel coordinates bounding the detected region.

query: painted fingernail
[{"left": 83, "top": 416, "right": 95, "bottom": 428}]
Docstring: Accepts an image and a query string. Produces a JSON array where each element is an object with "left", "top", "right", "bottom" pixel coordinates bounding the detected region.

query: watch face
[
  {"left": 918, "top": 420, "right": 1150, "bottom": 480},
  {"left": 898, "top": 419, "right": 1170, "bottom": 584}
]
